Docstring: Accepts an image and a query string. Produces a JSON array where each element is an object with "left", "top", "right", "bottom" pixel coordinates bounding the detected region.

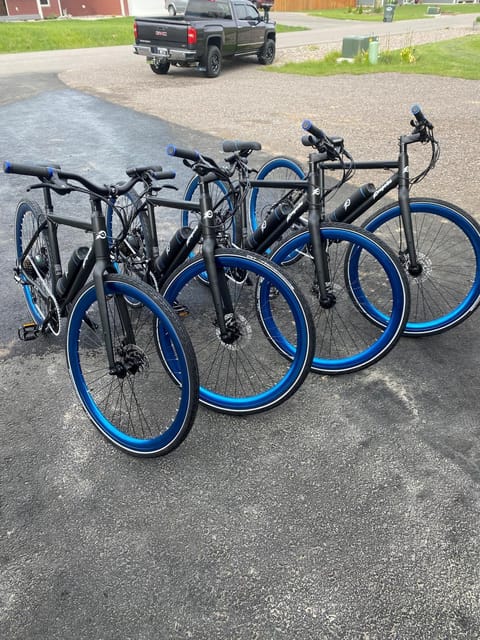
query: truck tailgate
[{"left": 135, "top": 17, "right": 189, "bottom": 46}]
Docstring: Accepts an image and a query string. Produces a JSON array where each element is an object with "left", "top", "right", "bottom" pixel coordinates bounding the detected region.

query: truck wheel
[
  {"left": 151, "top": 60, "right": 170, "bottom": 75},
  {"left": 168, "top": 5, "right": 176, "bottom": 15},
  {"left": 258, "top": 40, "right": 276, "bottom": 65},
  {"left": 205, "top": 45, "right": 222, "bottom": 78}
]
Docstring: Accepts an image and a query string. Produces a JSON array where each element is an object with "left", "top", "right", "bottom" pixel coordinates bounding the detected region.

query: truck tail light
[
  {"left": 187, "top": 26, "right": 197, "bottom": 45},
  {"left": 133, "top": 22, "right": 138, "bottom": 40}
]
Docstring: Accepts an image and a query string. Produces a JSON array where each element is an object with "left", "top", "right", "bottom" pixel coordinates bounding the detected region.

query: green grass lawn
[
  {"left": 0, "top": 17, "right": 134, "bottom": 52},
  {"left": 0, "top": 17, "right": 303, "bottom": 54},
  {"left": 310, "top": 3, "right": 480, "bottom": 22},
  {"left": 272, "top": 34, "right": 480, "bottom": 80}
]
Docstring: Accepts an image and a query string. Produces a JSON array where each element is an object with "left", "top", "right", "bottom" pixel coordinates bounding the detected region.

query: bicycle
[
  {"left": 249, "top": 105, "right": 480, "bottom": 336},
  {"left": 105, "top": 155, "right": 316, "bottom": 415},
  {"left": 4, "top": 161, "right": 199, "bottom": 457},
  {"left": 173, "top": 138, "right": 410, "bottom": 375}
]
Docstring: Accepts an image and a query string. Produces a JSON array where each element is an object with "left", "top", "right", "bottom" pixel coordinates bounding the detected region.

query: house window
[{"left": 40, "top": 0, "right": 50, "bottom": 5}]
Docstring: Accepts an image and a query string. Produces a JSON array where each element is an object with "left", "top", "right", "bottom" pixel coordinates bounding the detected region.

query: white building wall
[{"left": 127, "top": 0, "right": 167, "bottom": 15}]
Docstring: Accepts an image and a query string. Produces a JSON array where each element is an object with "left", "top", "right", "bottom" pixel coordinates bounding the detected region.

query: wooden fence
[{"left": 270, "top": 0, "right": 356, "bottom": 11}]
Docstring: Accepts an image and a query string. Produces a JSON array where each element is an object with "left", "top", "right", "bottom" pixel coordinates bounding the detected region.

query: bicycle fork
[
  {"left": 398, "top": 136, "right": 422, "bottom": 276},
  {"left": 198, "top": 177, "right": 238, "bottom": 343},
  {"left": 90, "top": 198, "right": 135, "bottom": 378}
]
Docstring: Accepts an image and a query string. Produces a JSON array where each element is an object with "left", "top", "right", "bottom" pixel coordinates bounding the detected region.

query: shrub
[
  {"left": 378, "top": 50, "right": 395, "bottom": 64},
  {"left": 354, "top": 49, "right": 369, "bottom": 64},
  {"left": 400, "top": 46, "right": 416, "bottom": 64},
  {"left": 323, "top": 49, "right": 341, "bottom": 63}
]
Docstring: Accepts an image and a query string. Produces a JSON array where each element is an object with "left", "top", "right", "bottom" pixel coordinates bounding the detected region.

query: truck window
[
  {"left": 187, "top": 0, "right": 233, "bottom": 19},
  {"left": 234, "top": 2, "right": 260, "bottom": 20}
]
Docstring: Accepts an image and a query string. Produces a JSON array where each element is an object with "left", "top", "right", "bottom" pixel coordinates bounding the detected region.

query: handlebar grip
[
  {"left": 125, "top": 164, "right": 163, "bottom": 177},
  {"left": 4, "top": 161, "right": 55, "bottom": 179},
  {"left": 152, "top": 170, "right": 176, "bottom": 181},
  {"left": 301, "top": 120, "right": 325, "bottom": 141},
  {"left": 222, "top": 140, "right": 262, "bottom": 153},
  {"left": 301, "top": 134, "right": 316, "bottom": 147},
  {"left": 166, "top": 145, "right": 200, "bottom": 162},
  {"left": 411, "top": 104, "right": 427, "bottom": 124}
]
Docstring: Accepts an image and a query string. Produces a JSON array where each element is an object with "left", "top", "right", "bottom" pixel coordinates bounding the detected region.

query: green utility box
[{"left": 342, "top": 36, "right": 378, "bottom": 59}]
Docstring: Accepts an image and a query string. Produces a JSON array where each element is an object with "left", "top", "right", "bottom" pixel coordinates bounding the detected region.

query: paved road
[
  {"left": 1, "top": 14, "right": 480, "bottom": 640},
  {"left": 273, "top": 9, "right": 479, "bottom": 46}
]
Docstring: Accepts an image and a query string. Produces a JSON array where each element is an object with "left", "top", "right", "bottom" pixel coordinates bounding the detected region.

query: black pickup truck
[{"left": 133, "top": 0, "right": 276, "bottom": 78}]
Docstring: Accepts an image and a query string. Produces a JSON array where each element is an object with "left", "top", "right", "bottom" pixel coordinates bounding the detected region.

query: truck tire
[
  {"left": 204, "top": 45, "right": 222, "bottom": 78},
  {"left": 168, "top": 5, "right": 176, "bottom": 15},
  {"left": 151, "top": 60, "right": 171, "bottom": 74},
  {"left": 257, "top": 39, "right": 275, "bottom": 65}
]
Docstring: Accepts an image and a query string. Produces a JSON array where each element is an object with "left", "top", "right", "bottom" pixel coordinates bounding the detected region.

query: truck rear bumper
[{"left": 133, "top": 45, "right": 198, "bottom": 63}]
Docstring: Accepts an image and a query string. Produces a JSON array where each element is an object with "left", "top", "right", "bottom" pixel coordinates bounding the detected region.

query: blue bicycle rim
[
  {"left": 272, "top": 227, "right": 407, "bottom": 373},
  {"left": 15, "top": 203, "right": 47, "bottom": 325},
  {"left": 66, "top": 279, "right": 193, "bottom": 455},
  {"left": 162, "top": 253, "right": 311, "bottom": 413},
  {"left": 364, "top": 200, "right": 480, "bottom": 335}
]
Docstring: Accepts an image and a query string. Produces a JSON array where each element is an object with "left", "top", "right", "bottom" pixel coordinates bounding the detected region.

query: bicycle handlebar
[
  {"left": 300, "top": 123, "right": 345, "bottom": 161},
  {"left": 125, "top": 164, "right": 173, "bottom": 179},
  {"left": 222, "top": 140, "right": 262, "bottom": 153},
  {"left": 411, "top": 103, "right": 431, "bottom": 128},
  {"left": 301, "top": 119, "right": 326, "bottom": 141},
  {"left": 4, "top": 161, "right": 55, "bottom": 179},
  {"left": 301, "top": 134, "right": 320, "bottom": 148},
  {"left": 166, "top": 143, "right": 234, "bottom": 183},
  {"left": 166, "top": 145, "right": 200, "bottom": 162},
  {"left": 4, "top": 161, "right": 174, "bottom": 197}
]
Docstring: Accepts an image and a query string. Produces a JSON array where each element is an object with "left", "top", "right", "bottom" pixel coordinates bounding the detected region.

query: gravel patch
[{"left": 59, "top": 27, "right": 480, "bottom": 215}]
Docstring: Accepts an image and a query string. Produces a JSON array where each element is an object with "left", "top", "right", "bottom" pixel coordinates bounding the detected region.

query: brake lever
[
  {"left": 150, "top": 184, "right": 178, "bottom": 193},
  {"left": 26, "top": 183, "right": 48, "bottom": 191},
  {"left": 27, "top": 180, "right": 72, "bottom": 196}
]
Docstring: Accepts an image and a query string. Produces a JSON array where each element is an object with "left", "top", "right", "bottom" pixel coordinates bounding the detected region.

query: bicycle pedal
[{"left": 18, "top": 322, "right": 40, "bottom": 341}]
